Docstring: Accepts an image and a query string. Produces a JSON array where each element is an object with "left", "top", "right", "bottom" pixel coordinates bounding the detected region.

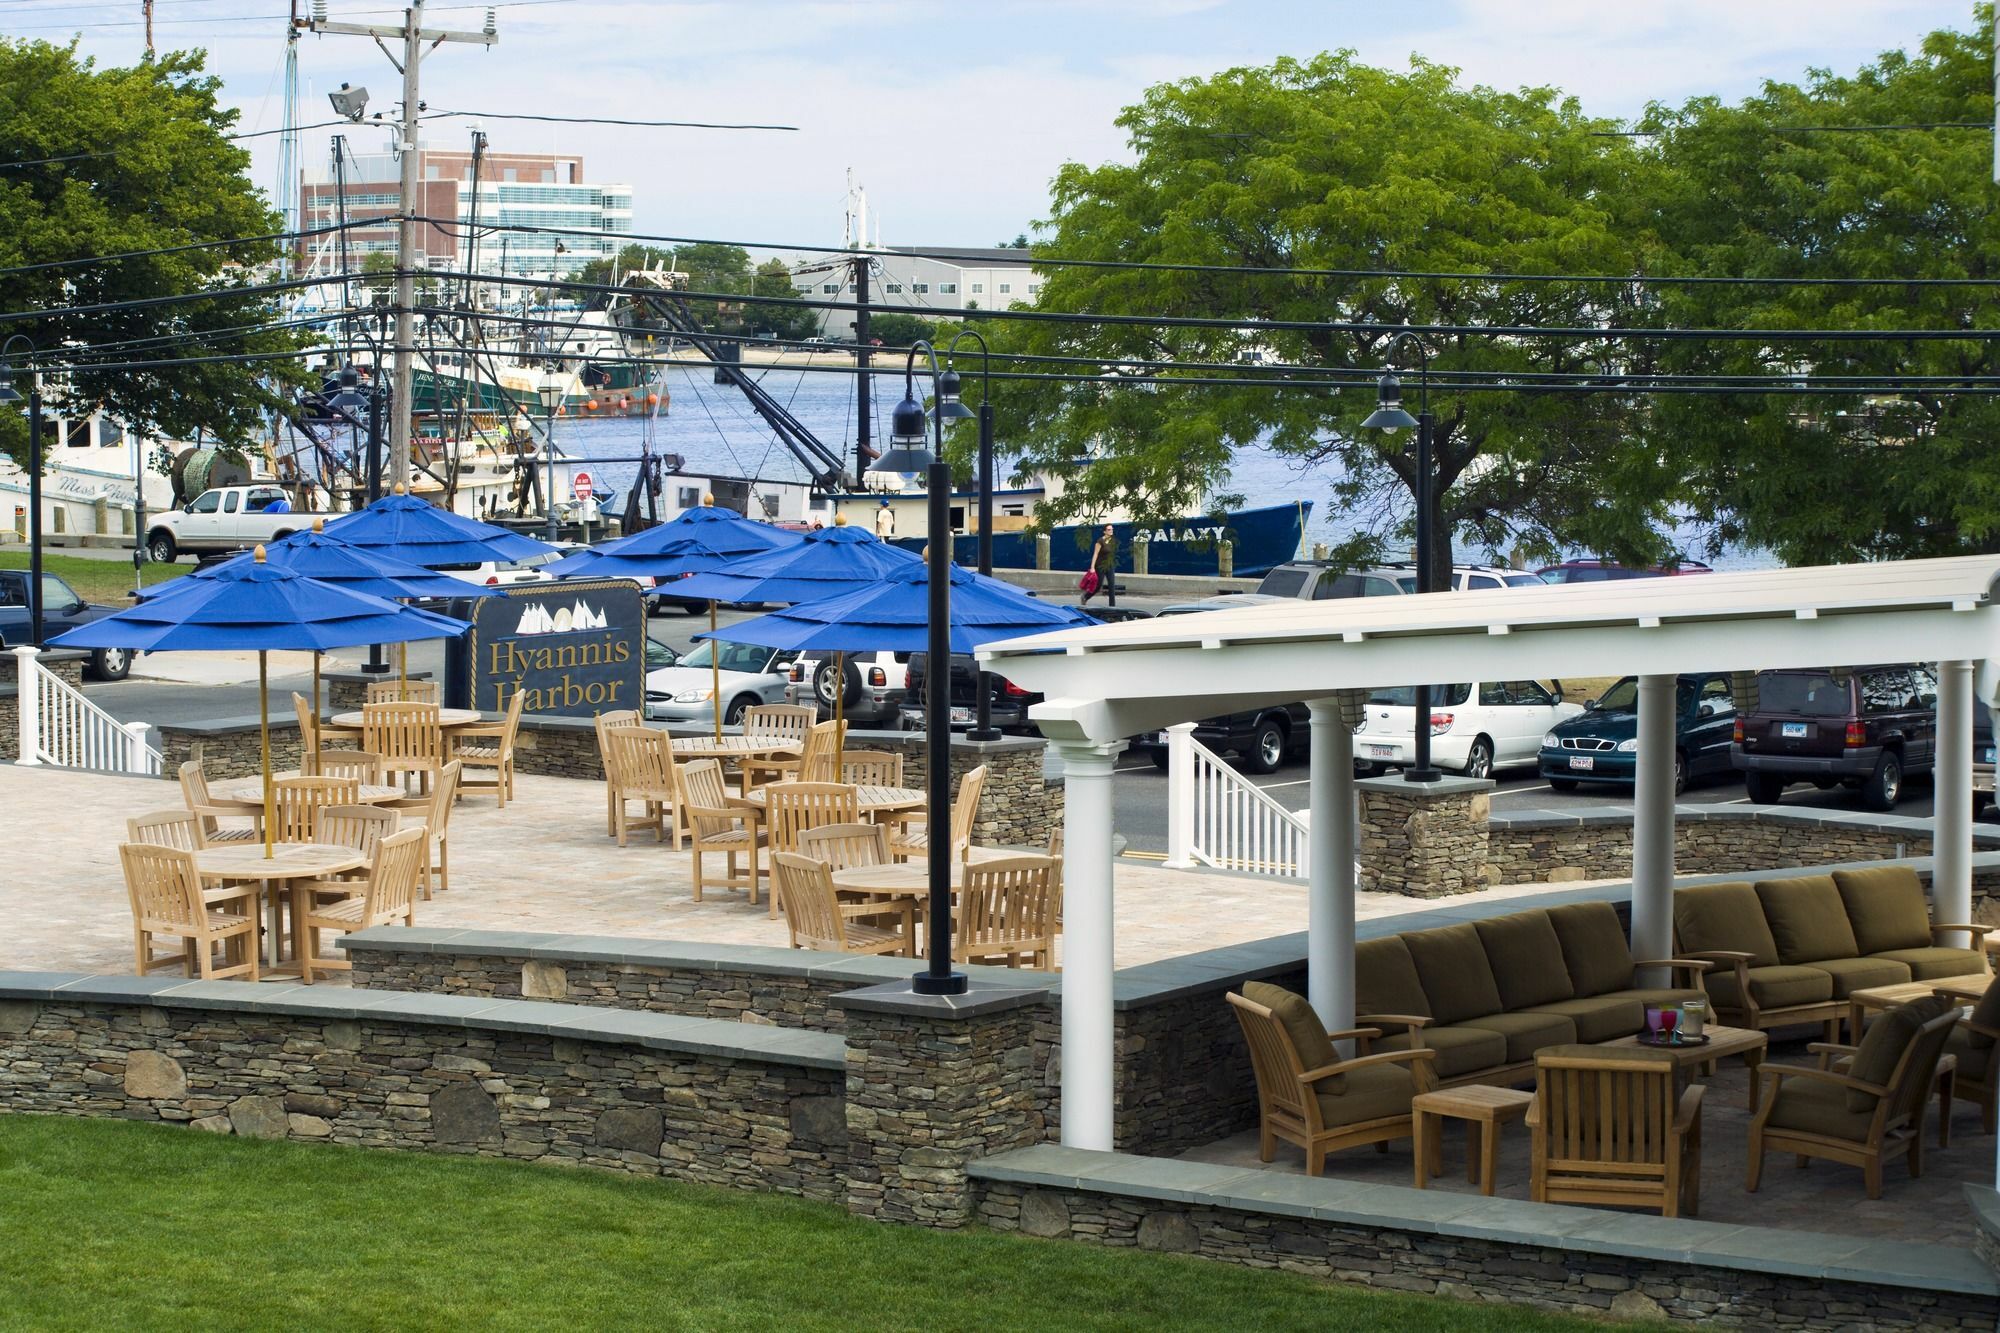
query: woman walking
[{"left": 1080, "top": 523, "right": 1117, "bottom": 605}]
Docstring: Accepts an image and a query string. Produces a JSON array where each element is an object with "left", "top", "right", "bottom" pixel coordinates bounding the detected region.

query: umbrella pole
[
  {"left": 260, "top": 650, "right": 275, "bottom": 860},
  {"left": 710, "top": 600, "right": 722, "bottom": 740},
  {"left": 834, "top": 651, "right": 844, "bottom": 726},
  {"left": 309, "top": 652, "right": 321, "bottom": 776},
  {"left": 399, "top": 641, "right": 408, "bottom": 700}
]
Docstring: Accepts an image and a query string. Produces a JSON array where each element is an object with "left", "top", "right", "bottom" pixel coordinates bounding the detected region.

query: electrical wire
[{"left": 0, "top": 218, "right": 372, "bottom": 278}]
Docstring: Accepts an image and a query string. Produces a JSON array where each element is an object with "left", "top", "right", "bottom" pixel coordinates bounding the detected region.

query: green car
[{"left": 1539, "top": 674, "right": 1738, "bottom": 795}]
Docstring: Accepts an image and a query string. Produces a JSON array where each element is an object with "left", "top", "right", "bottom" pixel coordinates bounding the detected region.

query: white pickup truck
[{"left": 145, "top": 485, "right": 332, "bottom": 563}]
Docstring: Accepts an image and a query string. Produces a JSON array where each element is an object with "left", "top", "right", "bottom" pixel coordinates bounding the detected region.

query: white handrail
[
  {"left": 1162, "top": 721, "right": 1309, "bottom": 878},
  {"left": 12, "top": 646, "right": 161, "bottom": 776}
]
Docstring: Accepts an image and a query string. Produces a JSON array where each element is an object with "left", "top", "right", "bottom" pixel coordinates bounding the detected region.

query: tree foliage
[{"left": 0, "top": 41, "right": 308, "bottom": 466}]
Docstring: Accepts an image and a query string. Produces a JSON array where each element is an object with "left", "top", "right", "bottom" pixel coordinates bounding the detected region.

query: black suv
[
  {"left": 1132, "top": 704, "right": 1311, "bottom": 775},
  {"left": 1732, "top": 665, "right": 1938, "bottom": 810}
]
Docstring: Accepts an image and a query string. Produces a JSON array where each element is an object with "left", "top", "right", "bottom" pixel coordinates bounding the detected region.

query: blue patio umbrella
[
  {"left": 51, "top": 546, "right": 469, "bottom": 857},
  {"left": 544, "top": 500, "right": 803, "bottom": 738},
  {"left": 319, "top": 489, "right": 557, "bottom": 568}
]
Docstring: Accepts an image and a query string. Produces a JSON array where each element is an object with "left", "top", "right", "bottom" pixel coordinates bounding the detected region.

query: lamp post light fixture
[
  {"left": 538, "top": 368, "right": 566, "bottom": 541},
  {"left": 0, "top": 335, "right": 46, "bottom": 648},
  {"left": 876, "top": 340, "right": 968, "bottom": 998},
  {"left": 941, "top": 329, "right": 1001, "bottom": 741},
  {"left": 1361, "top": 333, "right": 1441, "bottom": 784}
]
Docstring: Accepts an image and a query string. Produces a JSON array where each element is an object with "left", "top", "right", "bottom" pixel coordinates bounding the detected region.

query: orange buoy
[
  {"left": 585, "top": 399, "right": 599, "bottom": 412},
  {"left": 645, "top": 393, "right": 659, "bottom": 407}
]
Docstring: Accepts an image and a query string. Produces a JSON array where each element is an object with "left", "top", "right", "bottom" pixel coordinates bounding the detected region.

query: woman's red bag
[{"left": 1078, "top": 570, "right": 1101, "bottom": 594}]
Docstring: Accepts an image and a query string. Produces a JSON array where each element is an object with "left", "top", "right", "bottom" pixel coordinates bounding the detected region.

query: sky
[{"left": 7, "top": 0, "right": 1985, "bottom": 250}]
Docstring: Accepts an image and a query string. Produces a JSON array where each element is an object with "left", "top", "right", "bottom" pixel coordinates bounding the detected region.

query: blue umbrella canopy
[
  {"left": 672, "top": 520, "right": 920, "bottom": 605},
  {"left": 542, "top": 501, "right": 800, "bottom": 583},
  {"left": 701, "top": 561, "right": 1093, "bottom": 655},
  {"left": 319, "top": 491, "right": 556, "bottom": 569},
  {"left": 141, "top": 527, "right": 492, "bottom": 604}
]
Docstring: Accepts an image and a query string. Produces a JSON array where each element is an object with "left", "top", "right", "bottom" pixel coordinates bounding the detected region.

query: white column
[
  {"left": 1934, "top": 660, "right": 1974, "bottom": 948},
  {"left": 121, "top": 720, "right": 152, "bottom": 776},
  {"left": 1056, "top": 738, "right": 1124, "bottom": 1152},
  {"left": 1162, "top": 723, "right": 1197, "bottom": 870},
  {"left": 12, "top": 645, "right": 41, "bottom": 766},
  {"left": 1306, "top": 700, "right": 1357, "bottom": 1034},
  {"left": 1631, "top": 674, "right": 1678, "bottom": 971}
]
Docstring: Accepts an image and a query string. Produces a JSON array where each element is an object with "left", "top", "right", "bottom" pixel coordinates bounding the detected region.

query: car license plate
[
  {"left": 1781, "top": 722, "right": 1808, "bottom": 738},
  {"left": 951, "top": 707, "right": 973, "bottom": 725},
  {"left": 1568, "top": 755, "right": 1594, "bottom": 771},
  {"left": 1368, "top": 744, "right": 1396, "bottom": 758}
]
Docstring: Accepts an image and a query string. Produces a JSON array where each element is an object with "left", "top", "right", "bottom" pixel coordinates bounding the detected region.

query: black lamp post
[
  {"left": 877, "top": 340, "right": 968, "bottom": 997},
  {"left": 328, "top": 363, "right": 390, "bottom": 673},
  {"left": 941, "top": 329, "right": 1001, "bottom": 741},
  {"left": 0, "top": 335, "right": 45, "bottom": 648},
  {"left": 1361, "top": 332, "right": 1441, "bottom": 784},
  {"left": 539, "top": 368, "right": 565, "bottom": 542}
]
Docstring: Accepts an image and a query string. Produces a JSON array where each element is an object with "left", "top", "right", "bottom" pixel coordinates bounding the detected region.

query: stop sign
[{"left": 572, "top": 470, "right": 593, "bottom": 503}]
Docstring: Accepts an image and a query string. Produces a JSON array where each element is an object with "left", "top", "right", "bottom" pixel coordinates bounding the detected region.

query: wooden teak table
[
  {"left": 1411, "top": 1085, "right": 1535, "bottom": 1197},
  {"left": 1847, "top": 973, "right": 1991, "bottom": 1038},
  {"left": 1601, "top": 1025, "right": 1768, "bottom": 1110}
]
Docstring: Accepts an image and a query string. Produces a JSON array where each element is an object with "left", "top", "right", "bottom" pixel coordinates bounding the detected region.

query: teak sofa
[
  {"left": 1672, "top": 866, "right": 1991, "bottom": 1040},
  {"left": 1355, "top": 901, "right": 1710, "bottom": 1087}
]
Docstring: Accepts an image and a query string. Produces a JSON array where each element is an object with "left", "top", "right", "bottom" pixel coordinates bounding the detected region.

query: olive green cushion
[
  {"left": 1673, "top": 881, "right": 1779, "bottom": 966},
  {"left": 1810, "top": 956, "right": 1912, "bottom": 999},
  {"left": 1474, "top": 912, "right": 1575, "bottom": 1010},
  {"left": 1703, "top": 963, "right": 1833, "bottom": 1013},
  {"left": 1944, "top": 1028, "right": 1992, "bottom": 1083},
  {"left": 1874, "top": 946, "right": 1986, "bottom": 980},
  {"left": 1969, "top": 978, "right": 2000, "bottom": 1055},
  {"left": 1616, "top": 986, "right": 1712, "bottom": 1014},
  {"left": 1401, "top": 923, "right": 1505, "bottom": 1025},
  {"left": 1766, "top": 1074, "right": 1879, "bottom": 1142},
  {"left": 1545, "top": 901, "right": 1634, "bottom": 998},
  {"left": 1355, "top": 936, "right": 1432, "bottom": 1023},
  {"left": 1523, "top": 995, "right": 1647, "bottom": 1043},
  {"left": 1459, "top": 1010, "right": 1578, "bottom": 1063},
  {"left": 1755, "top": 875, "right": 1859, "bottom": 965},
  {"left": 1242, "top": 981, "right": 1336, "bottom": 1078},
  {"left": 1313, "top": 1060, "right": 1419, "bottom": 1129},
  {"left": 1832, "top": 865, "right": 1932, "bottom": 954},
  {"left": 1846, "top": 994, "right": 1956, "bottom": 1112},
  {"left": 1412, "top": 1025, "right": 1509, "bottom": 1078}
]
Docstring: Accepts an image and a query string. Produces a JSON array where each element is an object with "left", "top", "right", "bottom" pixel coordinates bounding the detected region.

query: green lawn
[
  {"left": 0, "top": 1117, "right": 1602, "bottom": 1332},
  {"left": 0, "top": 549, "right": 189, "bottom": 605}
]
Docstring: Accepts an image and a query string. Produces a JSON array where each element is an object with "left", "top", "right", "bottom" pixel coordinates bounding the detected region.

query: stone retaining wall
[
  {"left": 1355, "top": 775, "right": 1493, "bottom": 898},
  {"left": 0, "top": 651, "right": 87, "bottom": 763},
  {"left": 155, "top": 716, "right": 306, "bottom": 781},
  {"left": 1486, "top": 812, "right": 1945, "bottom": 884}
]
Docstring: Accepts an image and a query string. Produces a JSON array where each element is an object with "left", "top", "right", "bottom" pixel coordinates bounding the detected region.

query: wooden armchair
[
  {"left": 1748, "top": 995, "right": 1960, "bottom": 1198},
  {"left": 269, "top": 776, "right": 360, "bottom": 844},
  {"left": 594, "top": 708, "right": 642, "bottom": 835},
  {"left": 839, "top": 750, "right": 905, "bottom": 786},
  {"left": 770, "top": 851, "right": 911, "bottom": 957},
  {"left": 890, "top": 764, "right": 987, "bottom": 863},
  {"left": 797, "top": 719, "right": 847, "bottom": 783},
  {"left": 119, "top": 842, "right": 259, "bottom": 981},
  {"left": 388, "top": 760, "right": 459, "bottom": 898},
  {"left": 452, "top": 692, "right": 526, "bottom": 808},
  {"left": 795, "top": 821, "right": 889, "bottom": 871},
  {"left": 362, "top": 700, "right": 443, "bottom": 796},
  {"left": 178, "top": 760, "right": 260, "bottom": 845},
  {"left": 1226, "top": 982, "right": 1437, "bottom": 1177},
  {"left": 1528, "top": 1045, "right": 1702, "bottom": 1218},
  {"left": 365, "top": 678, "right": 439, "bottom": 704},
  {"left": 1937, "top": 979, "right": 2000, "bottom": 1137},
  {"left": 317, "top": 750, "right": 385, "bottom": 784},
  {"left": 958, "top": 855, "right": 1060, "bottom": 971},
  {"left": 606, "top": 726, "right": 683, "bottom": 847},
  {"left": 680, "top": 758, "right": 765, "bottom": 908},
  {"left": 293, "top": 827, "right": 426, "bottom": 983},
  {"left": 291, "top": 692, "right": 321, "bottom": 767},
  {"left": 126, "top": 809, "right": 204, "bottom": 852},
  {"left": 739, "top": 704, "right": 818, "bottom": 789}
]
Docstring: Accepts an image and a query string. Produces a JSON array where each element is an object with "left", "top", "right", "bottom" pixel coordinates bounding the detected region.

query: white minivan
[{"left": 1353, "top": 681, "right": 1582, "bottom": 779}]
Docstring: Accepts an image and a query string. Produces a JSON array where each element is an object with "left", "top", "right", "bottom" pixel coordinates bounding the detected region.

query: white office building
[{"left": 791, "top": 247, "right": 1043, "bottom": 337}]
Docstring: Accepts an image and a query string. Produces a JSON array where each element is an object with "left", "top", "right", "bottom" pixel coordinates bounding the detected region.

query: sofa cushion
[
  {"left": 1401, "top": 923, "right": 1505, "bottom": 1025},
  {"left": 1703, "top": 963, "right": 1833, "bottom": 1014},
  {"left": 1355, "top": 936, "right": 1432, "bottom": 1023},
  {"left": 1874, "top": 946, "right": 1987, "bottom": 980},
  {"left": 1522, "top": 995, "right": 1646, "bottom": 1043},
  {"left": 1313, "top": 1060, "right": 1419, "bottom": 1129},
  {"left": 1755, "top": 875, "right": 1859, "bottom": 965},
  {"left": 1475, "top": 912, "right": 1575, "bottom": 1010},
  {"left": 1944, "top": 1028, "right": 1992, "bottom": 1084},
  {"left": 1545, "top": 901, "right": 1634, "bottom": 998},
  {"left": 1459, "top": 1010, "right": 1578, "bottom": 1063},
  {"left": 1412, "top": 1025, "right": 1510, "bottom": 1079},
  {"left": 1846, "top": 994, "right": 1956, "bottom": 1111},
  {"left": 1674, "top": 881, "right": 1779, "bottom": 966},
  {"left": 1968, "top": 976, "right": 2000, "bottom": 1057},
  {"left": 1809, "top": 956, "right": 1912, "bottom": 999},
  {"left": 1832, "top": 865, "right": 1933, "bottom": 954},
  {"left": 1766, "top": 1074, "right": 1879, "bottom": 1142},
  {"left": 1242, "top": 981, "right": 1337, "bottom": 1084}
]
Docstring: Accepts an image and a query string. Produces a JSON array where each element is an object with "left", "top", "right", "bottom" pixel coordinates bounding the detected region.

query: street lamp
[
  {"left": 877, "top": 340, "right": 968, "bottom": 997},
  {"left": 0, "top": 335, "right": 45, "bottom": 648},
  {"left": 1361, "top": 332, "right": 1441, "bottom": 784},
  {"left": 941, "top": 330, "right": 1002, "bottom": 741},
  {"left": 538, "top": 368, "right": 565, "bottom": 541}
]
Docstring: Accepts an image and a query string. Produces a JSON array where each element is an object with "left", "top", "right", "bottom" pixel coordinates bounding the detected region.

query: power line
[
  {"left": 429, "top": 109, "right": 799, "bottom": 132},
  {"left": 0, "top": 218, "right": 372, "bottom": 278}
]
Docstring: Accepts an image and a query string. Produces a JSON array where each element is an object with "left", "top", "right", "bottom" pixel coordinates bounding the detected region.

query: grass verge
[{"left": 0, "top": 549, "right": 188, "bottom": 605}]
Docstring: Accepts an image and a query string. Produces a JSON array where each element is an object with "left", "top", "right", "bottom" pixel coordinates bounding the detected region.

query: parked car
[
  {"left": 900, "top": 652, "right": 1041, "bottom": 734},
  {"left": 1354, "top": 680, "right": 1581, "bottom": 778},
  {"left": 1538, "top": 673, "right": 1738, "bottom": 795},
  {"left": 1732, "top": 665, "right": 1938, "bottom": 811},
  {"left": 785, "top": 650, "right": 909, "bottom": 727},
  {"left": 1132, "top": 703, "right": 1311, "bottom": 775},
  {"left": 642, "top": 636, "right": 680, "bottom": 672},
  {"left": 1537, "top": 558, "right": 1714, "bottom": 583},
  {"left": 145, "top": 484, "right": 329, "bottom": 562},
  {"left": 1976, "top": 699, "right": 1994, "bottom": 817},
  {"left": 0, "top": 569, "right": 133, "bottom": 680},
  {"left": 643, "top": 638, "right": 797, "bottom": 725},
  {"left": 1379, "top": 562, "right": 1550, "bottom": 592}
]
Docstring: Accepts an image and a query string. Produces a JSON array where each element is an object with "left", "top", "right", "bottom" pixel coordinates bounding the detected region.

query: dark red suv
[{"left": 1731, "top": 665, "right": 1938, "bottom": 810}]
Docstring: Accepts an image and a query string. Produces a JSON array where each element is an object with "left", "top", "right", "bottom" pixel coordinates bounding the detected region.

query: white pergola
[{"left": 983, "top": 554, "right": 2000, "bottom": 1182}]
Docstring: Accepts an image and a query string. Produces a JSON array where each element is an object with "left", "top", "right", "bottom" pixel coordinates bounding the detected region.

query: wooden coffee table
[
  {"left": 1602, "top": 1024, "right": 1768, "bottom": 1110},
  {"left": 1411, "top": 1085, "right": 1535, "bottom": 1197},
  {"left": 1847, "top": 973, "right": 1991, "bottom": 1039}
]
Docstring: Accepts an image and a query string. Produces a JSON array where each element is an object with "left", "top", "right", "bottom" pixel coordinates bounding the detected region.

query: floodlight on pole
[
  {"left": 1361, "top": 332, "right": 1440, "bottom": 784},
  {"left": 328, "top": 82, "right": 370, "bottom": 122}
]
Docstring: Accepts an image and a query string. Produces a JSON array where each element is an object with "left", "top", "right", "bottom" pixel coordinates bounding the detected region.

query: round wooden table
[
  {"left": 205, "top": 776, "right": 405, "bottom": 809},
  {"left": 670, "top": 735, "right": 802, "bottom": 760},
  {"left": 331, "top": 707, "right": 482, "bottom": 730},
  {"left": 194, "top": 842, "right": 366, "bottom": 970},
  {"left": 830, "top": 863, "right": 964, "bottom": 898},
  {"left": 740, "top": 783, "right": 926, "bottom": 817}
]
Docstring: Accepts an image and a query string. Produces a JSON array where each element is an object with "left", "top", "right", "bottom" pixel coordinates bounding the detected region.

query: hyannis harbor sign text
[{"left": 469, "top": 578, "right": 646, "bottom": 717}]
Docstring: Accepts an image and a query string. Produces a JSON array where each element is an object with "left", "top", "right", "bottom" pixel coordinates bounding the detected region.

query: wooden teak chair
[
  {"left": 366, "top": 678, "right": 440, "bottom": 704},
  {"left": 269, "top": 776, "right": 361, "bottom": 844},
  {"left": 119, "top": 842, "right": 259, "bottom": 981},
  {"left": 770, "top": 852, "right": 911, "bottom": 956},
  {"left": 1528, "top": 1044, "right": 1702, "bottom": 1218},
  {"left": 452, "top": 692, "right": 526, "bottom": 808},
  {"left": 680, "top": 758, "right": 765, "bottom": 907},
  {"left": 891, "top": 764, "right": 987, "bottom": 863},
  {"left": 739, "top": 704, "right": 817, "bottom": 789},
  {"left": 178, "top": 760, "right": 259, "bottom": 845},
  {"left": 362, "top": 700, "right": 443, "bottom": 795},
  {"left": 388, "top": 760, "right": 459, "bottom": 898},
  {"left": 839, "top": 750, "right": 905, "bottom": 786},
  {"left": 293, "top": 826, "right": 426, "bottom": 982},
  {"left": 126, "top": 809, "right": 204, "bottom": 852},
  {"left": 594, "top": 708, "right": 641, "bottom": 835},
  {"left": 606, "top": 726, "right": 683, "bottom": 847},
  {"left": 316, "top": 750, "right": 384, "bottom": 784},
  {"left": 958, "top": 854, "right": 1060, "bottom": 970},
  {"left": 796, "top": 821, "right": 890, "bottom": 871},
  {"left": 797, "top": 719, "right": 847, "bottom": 783}
]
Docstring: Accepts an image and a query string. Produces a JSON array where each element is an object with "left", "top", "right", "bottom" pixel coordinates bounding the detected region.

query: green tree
[
  {"left": 868, "top": 313, "right": 937, "bottom": 348},
  {"left": 0, "top": 41, "right": 308, "bottom": 467},
  {"left": 746, "top": 258, "right": 817, "bottom": 341},
  {"left": 981, "top": 53, "right": 1684, "bottom": 572},
  {"left": 1641, "top": 7, "right": 2000, "bottom": 564}
]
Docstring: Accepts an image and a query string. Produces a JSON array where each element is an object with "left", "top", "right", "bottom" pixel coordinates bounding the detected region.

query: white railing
[
  {"left": 1163, "top": 722, "right": 1309, "bottom": 878},
  {"left": 13, "top": 645, "right": 160, "bottom": 776}
]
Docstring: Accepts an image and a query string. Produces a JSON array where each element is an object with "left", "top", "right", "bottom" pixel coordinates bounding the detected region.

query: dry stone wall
[
  {"left": 154, "top": 718, "right": 306, "bottom": 781},
  {"left": 1355, "top": 775, "right": 1494, "bottom": 898}
]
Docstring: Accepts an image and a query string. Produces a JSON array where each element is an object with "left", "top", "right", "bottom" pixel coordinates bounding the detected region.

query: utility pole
[
  {"left": 303, "top": 1, "right": 496, "bottom": 491},
  {"left": 143, "top": 0, "right": 154, "bottom": 56},
  {"left": 852, "top": 253, "right": 872, "bottom": 483}
]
